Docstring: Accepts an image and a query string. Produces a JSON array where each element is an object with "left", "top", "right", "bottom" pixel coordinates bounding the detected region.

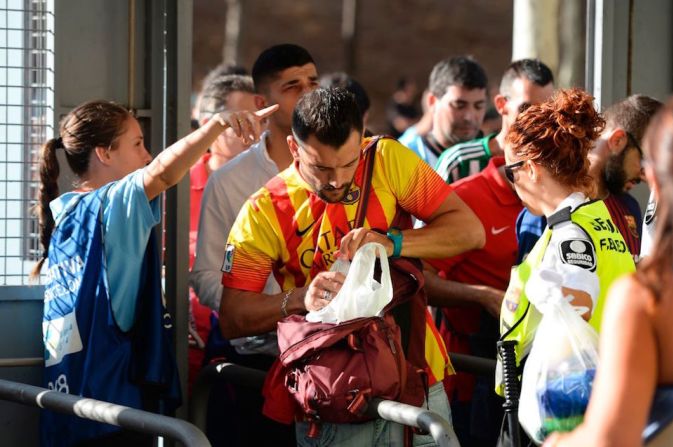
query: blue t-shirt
[
  {"left": 398, "top": 125, "right": 419, "bottom": 148},
  {"left": 398, "top": 126, "right": 439, "bottom": 167},
  {"left": 50, "top": 169, "right": 161, "bottom": 331},
  {"left": 515, "top": 208, "right": 546, "bottom": 265}
]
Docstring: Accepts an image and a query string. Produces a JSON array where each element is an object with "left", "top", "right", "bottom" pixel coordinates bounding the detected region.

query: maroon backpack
[
  {"left": 277, "top": 257, "right": 428, "bottom": 435},
  {"left": 275, "top": 137, "right": 429, "bottom": 435}
]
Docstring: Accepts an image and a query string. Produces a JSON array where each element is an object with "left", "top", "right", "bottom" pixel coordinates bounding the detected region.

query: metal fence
[
  {"left": 0, "top": 378, "right": 211, "bottom": 447},
  {"left": 0, "top": 0, "right": 54, "bottom": 285},
  {"left": 190, "top": 361, "right": 460, "bottom": 447}
]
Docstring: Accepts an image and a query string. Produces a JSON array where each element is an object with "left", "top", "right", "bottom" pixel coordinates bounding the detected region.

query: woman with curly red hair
[{"left": 495, "top": 89, "right": 636, "bottom": 439}]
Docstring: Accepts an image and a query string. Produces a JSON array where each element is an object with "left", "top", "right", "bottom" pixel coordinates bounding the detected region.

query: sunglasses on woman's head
[{"left": 504, "top": 160, "right": 526, "bottom": 183}]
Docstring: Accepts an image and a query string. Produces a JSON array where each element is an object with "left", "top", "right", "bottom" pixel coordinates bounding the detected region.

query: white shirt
[
  {"left": 526, "top": 192, "right": 600, "bottom": 310},
  {"left": 640, "top": 191, "right": 657, "bottom": 260},
  {"left": 189, "top": 134, "right": 281, "bottom": 311}
]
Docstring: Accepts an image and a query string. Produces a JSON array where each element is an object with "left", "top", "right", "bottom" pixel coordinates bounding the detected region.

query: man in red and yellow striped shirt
[{"left": 221, "top": 88, "right": 484, "bottom": 445}]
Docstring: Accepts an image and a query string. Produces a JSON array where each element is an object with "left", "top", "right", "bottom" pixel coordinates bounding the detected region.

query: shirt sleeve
[
  {"left": 221, "top": 193, "right": 281, "bottom": 293},
  {"left": 102, "top": 169, "right": 161, "bottom": 332},
  {"left": 378, "top": 139, "right": 453, "bottom": 222},
  {"left": 189, "top": 170, "right": 235, "bottom": 310},
  {"left": 537, "top": 221, "right": 600, "bottom": 309}
]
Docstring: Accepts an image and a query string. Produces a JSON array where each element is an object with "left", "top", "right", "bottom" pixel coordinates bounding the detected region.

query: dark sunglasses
[{"left": 504, "top": 160, "right": 526, "bottom": 183}]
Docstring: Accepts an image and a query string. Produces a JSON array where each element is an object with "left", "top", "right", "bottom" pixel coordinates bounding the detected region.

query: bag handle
[{"left": 353, "top": 136, "right": 381, "bottom": 229}]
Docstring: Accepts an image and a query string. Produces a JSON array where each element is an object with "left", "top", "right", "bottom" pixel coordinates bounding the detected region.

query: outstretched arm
[
  {"left": 143, "top": 105, "right": 278, "bottom": 200},
  {"left": 424, "top": 265, "right": 504, "bottom": 318}
]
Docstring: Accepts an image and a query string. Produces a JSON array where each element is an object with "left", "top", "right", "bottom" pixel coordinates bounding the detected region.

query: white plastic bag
[
  {"left": 518, "top": 269, "right": 600, "bottom": 445},
  {"left": 306, "top": 242, "right": 393, "bottom": 324}
]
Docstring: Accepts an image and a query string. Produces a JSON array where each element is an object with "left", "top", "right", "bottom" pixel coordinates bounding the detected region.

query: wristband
[{"left": 386, "top": 227, "right": 403, "bottom": 258}]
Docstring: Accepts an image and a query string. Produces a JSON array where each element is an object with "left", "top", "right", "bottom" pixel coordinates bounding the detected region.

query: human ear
[
  {"left": 287, "top": 135, "right": 300, "bottom": 159},
  {"left": 94, "top": 146, "right": 112, "bottom": 166},
  {"left": 427, "top": 93, "right": 437, "bottom": 109},
  {"left": 527, "top": 160, "right": 540, "bottom": 182},
  {"left": 607, "top": 128, "right": 628, "bottom": 154},
  {"left": 494, "top": 94, "right": 508, "bottom": 115},
  {"left": 254, "top": 95, "right": 267, "bottom": 110}
]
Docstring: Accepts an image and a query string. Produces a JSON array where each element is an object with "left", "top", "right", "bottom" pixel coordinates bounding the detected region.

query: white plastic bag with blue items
[
  {"left": 518, "top": 269, "right": 600, "bottom": 444},
  {"left": 305, "top": 242, "right": 393, "bottom": 324}
]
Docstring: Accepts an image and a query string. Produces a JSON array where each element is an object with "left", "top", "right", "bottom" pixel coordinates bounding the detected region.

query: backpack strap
[{"left": 353, "top": 136, "right": 382, "bottom": 229}]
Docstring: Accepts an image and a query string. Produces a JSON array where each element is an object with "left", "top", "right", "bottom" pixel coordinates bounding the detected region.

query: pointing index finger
[{"left": 254, "top": 104, "right": 279, "bottom": 119}]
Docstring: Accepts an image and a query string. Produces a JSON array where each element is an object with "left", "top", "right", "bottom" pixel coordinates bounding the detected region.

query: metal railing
[
  {"left": 0, "top": 379, "right": 211, "bottom": 447},
  {"left": 449, "top": 352, "right": 496, "bottom": 377},
  {"left": 190, "top": 361, "right": 459, "bottom": 447},
  {"left": 367, "top": 398, "right": 455, "bottom": 445},
  {"left": 0, "top": 357, "right": 42, "bottom": 367},
  {"left": 189, "top": 352, "right": 673, "bottom": 446}
]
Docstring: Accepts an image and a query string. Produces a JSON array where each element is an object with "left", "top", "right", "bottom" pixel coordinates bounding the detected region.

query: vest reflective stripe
[{"left": 496, "top": 200, "right": 635, "bottom": 396}]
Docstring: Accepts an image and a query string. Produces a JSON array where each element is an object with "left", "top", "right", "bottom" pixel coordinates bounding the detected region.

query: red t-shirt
[
  {"left": 189, "top": 153, "right": 210, "bottom": 268},
  {"left": 188, "top": 153, "right": 214, "bottom": 392},
  {"left": 428, "top": 157, "right": 521, "bottom": 289}
]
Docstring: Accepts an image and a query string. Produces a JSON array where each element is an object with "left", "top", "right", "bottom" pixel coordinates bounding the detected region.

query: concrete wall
[{"left": 192, "top": 0, "right": 515, "bottom": 133}]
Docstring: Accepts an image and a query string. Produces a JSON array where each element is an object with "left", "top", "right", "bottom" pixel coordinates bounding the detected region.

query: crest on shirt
[
  {"left": 625, "top": 215, "right": 639, "bottom": 238},
  {"left": 221, "top": 244, "right": 235, "bottom": 273},
  {"left": 341, "top": 186, "right": 361, "bottom": 205},
  {"left": 559, "top": 239, "right": 596, "bottom": 271}
]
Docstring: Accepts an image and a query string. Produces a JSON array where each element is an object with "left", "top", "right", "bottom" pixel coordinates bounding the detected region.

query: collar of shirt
[{"left": 553, "top": 191, "right": 589, "bottom": 214}]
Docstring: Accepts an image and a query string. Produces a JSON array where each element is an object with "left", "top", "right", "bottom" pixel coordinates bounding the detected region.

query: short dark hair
[
  {"left": 252, "top": 44, "right": 315, "bottom": 92},
  {"left": 499, "top": 58, "right": 554, "bottom": 96},
  {"left": 319, "top": 72, "right": 370, "bottom": 115},
  {"left": 603, "top": 95, "right": 663, "bottom": 147},
  {"left": 428, "top": 56, "right": 488, "bottom": 98},
  {"left": 292, "top": 87, "right": 363, "bottom": 148},
  {"left": 198, "top": 74, "right": 255, "bottom": 121}
]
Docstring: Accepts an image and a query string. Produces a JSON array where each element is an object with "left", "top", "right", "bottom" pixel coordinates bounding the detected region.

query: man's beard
[
  {"left": 604, "top": 152, "right": 627, "bottom": 195},
  {"left": 317, "top": 181, "right": 352, "bottom": 203}
]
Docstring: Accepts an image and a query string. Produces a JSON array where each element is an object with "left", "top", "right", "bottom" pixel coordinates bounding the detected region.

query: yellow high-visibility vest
[{"left": 495, "top": 200, "right": 635, "bottom": 396}]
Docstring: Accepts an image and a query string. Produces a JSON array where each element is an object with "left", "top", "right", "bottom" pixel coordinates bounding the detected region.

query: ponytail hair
[
  {"left": 30, "top": 138, "right": 61, "bottom": 280},
  {"left": 30, "top": 100, "right": 131, "bottom": 280}
]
